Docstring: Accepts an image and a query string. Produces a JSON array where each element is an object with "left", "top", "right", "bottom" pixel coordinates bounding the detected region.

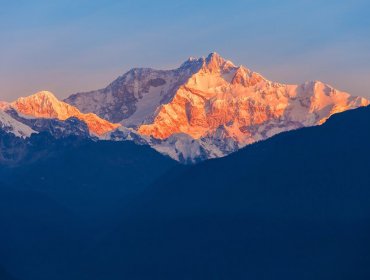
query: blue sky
[{"left": 1, "top": 0, "right": 369, "bottom": 100}]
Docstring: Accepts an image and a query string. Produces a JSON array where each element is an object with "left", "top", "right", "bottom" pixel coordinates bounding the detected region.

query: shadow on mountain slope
[
  {"left": 0, "top": 265, "right": 17, "bottom": 280},
  {"left": 0, "top": 106, "right": 369, "bottom": 280},
  {"left": 91, "top": 106, "right": 370, "bottom": 280},
  {"left": 0, "top": 139, "right": 177, "bottom": 280}
]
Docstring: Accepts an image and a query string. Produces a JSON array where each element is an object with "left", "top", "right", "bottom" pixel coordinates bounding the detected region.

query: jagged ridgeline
[{"left": 1, "top": 53, "right": 369, "bottom": 163}]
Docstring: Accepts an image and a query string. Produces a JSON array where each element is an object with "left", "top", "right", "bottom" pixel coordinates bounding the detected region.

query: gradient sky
[{"left": 1, "top": 0, "right": 370, "bottom": 101}]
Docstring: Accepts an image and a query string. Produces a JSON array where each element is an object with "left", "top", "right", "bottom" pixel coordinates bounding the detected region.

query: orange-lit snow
[
  {"left": 139, "top": 53, "right": 369, "bottom": 145},
  {"left": 11, "top": 91, "right": 120, "bottom": 135}
]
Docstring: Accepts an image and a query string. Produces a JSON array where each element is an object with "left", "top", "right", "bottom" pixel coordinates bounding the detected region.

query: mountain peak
[
  {"left": 179, "top": 56, "right": 204, "bottom": 70},
  {"left": 28, "top": 90, "right": 59, "bottom": 101},
  {"left": 204, "top": 52, "right": 235, "bottom": 71},
  {"left": 14, "top": 90, "right": 61, "bottom": 110},
  {"left": 179, "top": 52, "right": 236, "bottom": 72},
  {"left": 12, "top": 90, "right": 65, "bottom": 118},
  {"left": 64, "top": 53, "right": 370, "bottom": 162},
  {"left": 34, "top": 90, "right": 56, "bottom": 97},
  {"left": 11, "top": 91, "right": 120, "bottom": 136},
  {"left": 206, "top": 51, "right": 225, "bottom": 60}
]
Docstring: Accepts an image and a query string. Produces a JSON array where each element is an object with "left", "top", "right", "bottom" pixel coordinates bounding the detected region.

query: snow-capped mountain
[
  {"left": 9, "top": 91, "right": 120, "bottom": 136},
  {"left": 1, "top": 53, "right": 368, "bottom": 163},
  {"left": 65, "top": 53, "right": 369, "bottom": 162},
  {"left": 65, "top": 58, "right": 205, "bottom": 125}
]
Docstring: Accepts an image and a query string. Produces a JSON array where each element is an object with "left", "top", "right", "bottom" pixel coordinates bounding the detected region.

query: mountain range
[
  {"left": 1, "top": 52, "right": 370, "bottom": 279},
  {"left": 1, "top": 53, "right": 369, "bottom": 163}
]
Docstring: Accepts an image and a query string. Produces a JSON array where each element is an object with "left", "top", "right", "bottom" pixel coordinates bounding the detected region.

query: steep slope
[
  {"left": 138, "top": 53, "right": 368, "bottom": 141},
  {"left": 11, "top": 91, "right": 119, "bottom": 136},
  {"left": 65, "top": 59, "right": 204, "bottom": 124},
  {"left": 90, "top": 105, "right": 370, "bottom": 280},
  {"left": 0, "top": 110, "right": 35, "bottom": 138},
  {"left": 65, "top": 53, "right": 369, "bottom": 161}
]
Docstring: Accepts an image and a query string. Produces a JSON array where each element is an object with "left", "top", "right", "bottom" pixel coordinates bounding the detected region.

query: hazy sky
[{"left": 1, "top": 0, "right": 369, "bottom": 101}]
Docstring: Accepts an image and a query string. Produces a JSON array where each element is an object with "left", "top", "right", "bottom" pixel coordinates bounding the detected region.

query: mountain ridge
[
  {"left": 64, "top": 52, "right": 369, "bottom": 161},
  {"left": 10, "top": 91, "right": 120, "bottom": 136},
  {"left": 1, "top": 53, "right": 369, "bottom": 163}
]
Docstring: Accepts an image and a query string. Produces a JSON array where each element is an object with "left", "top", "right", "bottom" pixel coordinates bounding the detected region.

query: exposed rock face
[
  {"left": 11, "top": 91, "right": 119, "bottom": 136},
  {"left": 65, "top": 53, "right": 369, "bottom": 162},
  {"left": 65, "top": 59, "right": 202, "bottom": 126},
  {"left": 65, "top": 59, "right": 204, "bottom": 125}
]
